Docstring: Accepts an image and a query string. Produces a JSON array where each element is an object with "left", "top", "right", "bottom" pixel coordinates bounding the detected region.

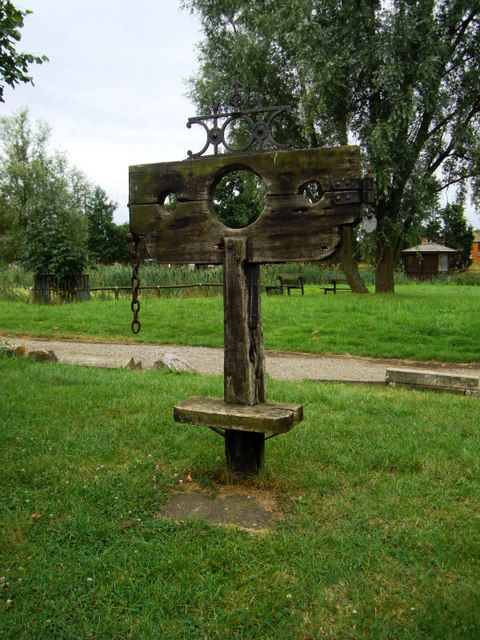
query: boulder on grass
[
  {"left": 3, "top": 344, "right": 27, "bottom": 358},
  {"left": 28, "top": 349, "right": 58, "bottom": 362},
  {"left": 154, "top": 353, "right": 197, "bottom": 373}
]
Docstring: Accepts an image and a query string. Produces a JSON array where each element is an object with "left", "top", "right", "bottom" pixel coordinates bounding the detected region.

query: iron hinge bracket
[{"left": 330, "top": 175, "right": 374, "bottom": 206}]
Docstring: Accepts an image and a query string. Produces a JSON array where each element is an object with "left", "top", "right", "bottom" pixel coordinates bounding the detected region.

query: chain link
[{"left": 126, "top": 233, "right": 141, "bottom": 334}]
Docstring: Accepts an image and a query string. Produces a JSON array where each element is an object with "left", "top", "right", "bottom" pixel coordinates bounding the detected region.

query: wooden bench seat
[
  {"left": 265, "top": 273, "right": 305, "bottom": 296},
  {"left": 319, "top": 278, "right": 351, "bottom": 294},
  {"left": 174, "top": 396, "right": 303, "bottom": 434}
]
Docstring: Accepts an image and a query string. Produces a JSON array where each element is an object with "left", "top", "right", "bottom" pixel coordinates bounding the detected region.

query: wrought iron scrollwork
[{"left": 186, "top": 81, "right": 292, "bottom": 158}]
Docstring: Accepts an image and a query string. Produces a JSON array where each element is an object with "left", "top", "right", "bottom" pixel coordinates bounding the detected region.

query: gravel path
[{"left": 3, "top": 336, "right": 479, "bottom": 383}]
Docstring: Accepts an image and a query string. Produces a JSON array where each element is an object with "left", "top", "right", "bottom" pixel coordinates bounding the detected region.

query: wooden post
[
  {"left": 223, "top": 237, "right": 265, "bottom": 405},
  {"left": 223, "top": 237, "right": 266, "bottom": 473},
  {"left": 224, "top": 430, "right": 265, "bottom": 474}
]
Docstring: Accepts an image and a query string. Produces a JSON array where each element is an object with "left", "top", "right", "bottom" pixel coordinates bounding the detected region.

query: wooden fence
[
  {"left": 32, "top": 275, "right": 90, "bottom": 303},
  {"left": 89, "top": 283, "right": 223, "bottom": 299}
]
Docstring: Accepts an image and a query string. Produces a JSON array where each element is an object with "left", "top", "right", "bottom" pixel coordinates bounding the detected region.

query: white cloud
[{"left": 3, "top": 0, "right": 203, "bottom": 223}]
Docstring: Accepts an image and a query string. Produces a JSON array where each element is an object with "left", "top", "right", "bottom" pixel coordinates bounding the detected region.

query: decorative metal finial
[
  {"left": 229, "top": 78, "right": 245, "bottom": 109},
  {"left": 186, "top": 81, "right": 292, "bottom": 158}
]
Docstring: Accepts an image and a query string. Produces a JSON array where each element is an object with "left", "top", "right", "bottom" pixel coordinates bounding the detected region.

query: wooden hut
[
  {"left": 472, "top": 232, "right": 480, "bottom": 264},
  {"left": 401, "top": 239, "right": 457, "bottom": 279}
]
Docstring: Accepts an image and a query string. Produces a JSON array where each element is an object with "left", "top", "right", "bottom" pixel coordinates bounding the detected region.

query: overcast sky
[
  {"left": 2, "top": 0, "right": 478, "bottom": 228},
  {"left": 2, "top": 0, "right": 205, "bottom": 224}
]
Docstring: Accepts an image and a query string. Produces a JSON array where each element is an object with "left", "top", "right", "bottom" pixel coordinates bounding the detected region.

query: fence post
[{"left": 115, "top": 287, "right": 119, "bottom": 300}]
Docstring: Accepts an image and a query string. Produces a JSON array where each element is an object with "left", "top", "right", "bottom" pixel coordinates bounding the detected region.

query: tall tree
[
  {"left": 183, "top": 0, "right": 480, "bottom": 292},
  {"left": 0, "top": 109, "right": 128, "bottom": 273},
  {"left": 86, "top": 186, "right": 129, "bottom": 264},
  {"left": 0, "top": 109, "right": 51, "bottom": 264},
  {"left": 0, "top": 1, "right": 47, "bottom": 102},
  {"left": 0, "top": 109, "right": 88, "bottom": 279}
]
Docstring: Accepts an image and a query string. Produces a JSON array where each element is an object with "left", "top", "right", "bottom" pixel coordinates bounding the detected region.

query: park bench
[
  {"left": 265, "top": 273, "right": 305, "bottom": 296},
  {"left": 319, "top": 278, "right": 351, "bottom": 295}
]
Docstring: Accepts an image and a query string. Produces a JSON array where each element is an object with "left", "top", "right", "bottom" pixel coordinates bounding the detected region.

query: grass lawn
[
  {"left": 0, "top": 284, "right": 479, "bottom": 362},
  {"left": 1, "top": 357, "right": 479, "bottom": 638}
]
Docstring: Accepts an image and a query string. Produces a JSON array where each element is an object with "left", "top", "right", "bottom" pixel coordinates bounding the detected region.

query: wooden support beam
[
  {"left": 223, "top": 237, "right": 265, "bottom": 406},
  {"left": 129, "top": 146, "right": 363, "bottom": 265},
  {"left": 225, "top": 430, "right": 265, "bottom": 475}
]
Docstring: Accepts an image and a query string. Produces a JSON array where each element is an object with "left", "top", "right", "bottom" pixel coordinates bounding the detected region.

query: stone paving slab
[{"left": 159, "top": 482, "right": 282, "bottom": 532}]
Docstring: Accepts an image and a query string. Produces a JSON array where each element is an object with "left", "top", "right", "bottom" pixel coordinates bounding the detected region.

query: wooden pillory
[{"left": 129, "top": 89, "right": 372, "bottom": 474}]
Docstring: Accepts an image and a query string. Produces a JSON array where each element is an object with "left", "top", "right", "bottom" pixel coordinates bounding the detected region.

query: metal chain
[{"left": 126, "top": 233, "right": 141, "bottom": 334}]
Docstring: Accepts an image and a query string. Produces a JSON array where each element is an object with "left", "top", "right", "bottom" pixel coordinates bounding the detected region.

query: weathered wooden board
[
  {"left": 129, "top": 146, "right": 362, "bottom": 264},
  {"left": 174, "top": 396, "right": 304, "bottom": 434}
]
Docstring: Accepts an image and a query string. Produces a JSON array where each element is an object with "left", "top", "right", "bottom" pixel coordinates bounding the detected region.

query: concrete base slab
[
  {"left": 159, "top": 483, "right": 282, "bottom": 532},
  {"left": 60, "top": 353, "right": 132, "bottom": 368},
  {"left": 386, "top": 368, "right": 480, "bottom": 395}
]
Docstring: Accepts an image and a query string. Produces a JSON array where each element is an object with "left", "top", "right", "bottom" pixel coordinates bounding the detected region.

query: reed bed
[{"left": 1, "top": 263, "right": 478, "bottom": 302}]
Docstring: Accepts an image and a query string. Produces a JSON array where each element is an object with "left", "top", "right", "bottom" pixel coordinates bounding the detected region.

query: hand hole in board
[
  {"left": 159, "top": 191, "right": 178, "bottom": 215},
  {"left": 299, "top": 181, "right": 323, "bottom": 203},
  {"left": 213, "top": 169, "right": 266, "bottom": 229}
]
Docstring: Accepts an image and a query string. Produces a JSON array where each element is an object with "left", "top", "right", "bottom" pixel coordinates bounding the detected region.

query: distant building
[
  {"left": 401, "top": 238, "right": 457, "bottom": 279},
  {"left": 473, "top": 232, "right": 480, "bottom": 264}
]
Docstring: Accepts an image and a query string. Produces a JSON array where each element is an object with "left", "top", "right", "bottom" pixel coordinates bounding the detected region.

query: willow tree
[{"left": 183, "top": 0, "right": 480, "bottom": 292}]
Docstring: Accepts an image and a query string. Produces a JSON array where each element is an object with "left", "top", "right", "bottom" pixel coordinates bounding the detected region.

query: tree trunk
[
  {"left": 374, "top": 236, "right": 402, "bottom": 293},
  {"left": 336, "top": 120, "right": 369, "bottom": 294},
  {"left": 340, "top": 227, "right": 369, "bottom": 293}
]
